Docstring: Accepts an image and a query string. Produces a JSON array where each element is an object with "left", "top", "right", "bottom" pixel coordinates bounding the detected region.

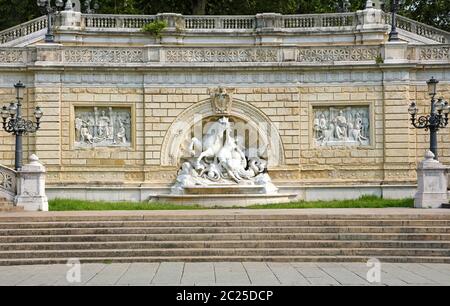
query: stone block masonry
[
  {"left": 1, "top": 80, "right": 448, "bottom": 190},
  {"left": 0, "top": 8, "right": 449, "bottom": 200}
]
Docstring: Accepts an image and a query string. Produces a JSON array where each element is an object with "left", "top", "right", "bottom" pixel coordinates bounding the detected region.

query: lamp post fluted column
[
  {"left": 408, "top": 77, "right": 449, "bottom": 161},
  {"left": 1, "top": 82, "right": 43, "bottom": 170},
  {"left": 37, "top": 0, "right": 65, "bottom": 43},
  {"left": 388, "top": 0, "right": 400, "bottom": 41}
]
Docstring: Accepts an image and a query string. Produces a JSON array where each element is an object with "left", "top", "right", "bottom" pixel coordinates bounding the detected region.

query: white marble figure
[
  {"left": 172, "top": 116, "right": 277, "bottom": 194},
  {"left": 75, "top": 117, "right": 83, "bottom": 141},
  {"left": 97, "top": 110, "right": 113, "bottom": 139},
  {"left": 334, "top": 110, "right": 348, "bottom": 140},
  {"left": 80, "top": 124, "right": 94, "bottom": 144},
  {"left": 116, "top": 120, "right": 127, "bottom": 144}
]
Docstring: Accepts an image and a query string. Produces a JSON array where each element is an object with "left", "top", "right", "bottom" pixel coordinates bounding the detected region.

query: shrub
[{"left": 141, "top": 20, "right": 167, "bottom": 37}]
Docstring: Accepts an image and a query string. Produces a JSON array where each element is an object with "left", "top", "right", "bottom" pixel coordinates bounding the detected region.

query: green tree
[
  {"left": 399, "top": 0, "right": 449, "bottom": 32},
  {"left": 0, "top": 0, "right": 40, "bottom": 30}
]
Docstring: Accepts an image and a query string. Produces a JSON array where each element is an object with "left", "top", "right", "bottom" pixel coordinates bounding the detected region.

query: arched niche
[{"left": 160, "top": 98, "right": 285, "bottom": 168}]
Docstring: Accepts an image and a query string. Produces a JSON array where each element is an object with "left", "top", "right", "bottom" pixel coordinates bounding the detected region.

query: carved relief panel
[
  {"left": 312, "top": 105, "right": 370, "bottom": 147},
  {"left": 74, "top": 106, "right": 132, "bottom": 148}
]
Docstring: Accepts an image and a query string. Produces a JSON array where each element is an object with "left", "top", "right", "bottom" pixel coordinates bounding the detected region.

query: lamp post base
[
  {"left": 44, "top": 33, "right": 55, "bottom": 43},
  {"left": 388, "top": 31, "right": 399, "bottom": 41},
  {"left": 14, "top": 154, "right": 48, "bottom": 212},
  {"left": 414, "top": 150, "right": 449, "bottom": 209}
]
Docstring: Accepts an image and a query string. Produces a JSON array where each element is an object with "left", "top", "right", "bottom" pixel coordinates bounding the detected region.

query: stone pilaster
[
  {"left": 33, "top": 73, "right": 62, "bottom": 167},
  {"left": 382, "top": 71, "right": 415, "bottom": 183}
]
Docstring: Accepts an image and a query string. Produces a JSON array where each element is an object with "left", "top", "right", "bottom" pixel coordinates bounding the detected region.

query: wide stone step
[
  {"left": 2, "top": 213, "right": 450, "bottom": 223},
  {"left": 2, "top": 226, "right": 450, "bottom": 236},
  {"left": 2, "top": 219, "right": 450, "bottom": 229},
  {"left": 1, "top": 255, "right": 450, "bottom": 266},
  {"left": 1, "top": 240, "right": 450, "bottom": 251},
  {"left": 2, "top": 233, "right": 450, "bottom": 243},
  {"left": 1, "top": 212, "right": 449, "bottom": 265},
  {"left": 0, "top": 248, "right": 449, "bottom": 259}
]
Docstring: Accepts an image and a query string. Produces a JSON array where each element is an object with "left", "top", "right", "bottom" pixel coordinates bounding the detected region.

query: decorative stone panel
[
  {"left": 297, "top": 46, "right": 380, "bottom": 63},
  {"left": 164, "top": 48, "right": 279, "bottom": 63},
  {"left": 74, "top": 106, "right": 132, "bottom": 148},
  {"left": 312, "top": 105, "right": 370, "bottom": 147},
  {"left": 63, "top": 48, "right": 144, "bottom": 63},
  {"left": 0, "top": 48, "right": 25, "bottom": 63}
]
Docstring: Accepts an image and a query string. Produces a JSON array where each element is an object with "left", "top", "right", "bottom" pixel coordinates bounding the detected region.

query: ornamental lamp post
[
  {"left": 37, "top": 0, "right": 65, "bottom": 43},
  {"left": 408, "top": 77, "right": 450, "bottom": 161},
  {"left": 388, "top": 0, "right": 400, "bottom": 41},
  {"left": 1, "top": 82, "right": 43, "bottom": 170}
]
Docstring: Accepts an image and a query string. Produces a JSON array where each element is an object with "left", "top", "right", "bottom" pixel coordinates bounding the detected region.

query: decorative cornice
[{"left": 0, "top": 45, "right": 449, "bottom": 67}]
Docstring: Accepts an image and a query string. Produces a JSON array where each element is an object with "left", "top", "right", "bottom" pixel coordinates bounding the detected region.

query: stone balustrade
[
  {"left": 81, "top": 13, "right": 359, "bottom": 31},
  {"left": 0, "top": 164, "right": 16, "bottom": 201},
  {"left": 383, "top": 13, "right": 450, "bottom": 44},
  {"left": 3, "top": 9, "right": 448, "bottom": 46},
  {"left": 283, "top": 13, "right": 357, "bottom": 29},
  {"left": 0, "top": 15, "right": 47, "bottom": 44},
  {"left": 184, "top": 15, "right": 256, "bottom": 30},
  {"left": 80, "top": 13, "right": 361, "bottom": 31},
  {"left": 83, "top": 14, "right": 156, "bottom": 29}
]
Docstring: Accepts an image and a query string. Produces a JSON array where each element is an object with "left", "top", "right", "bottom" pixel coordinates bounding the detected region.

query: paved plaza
[{"left": 1, "top": 262, "right": 449, "bottom": 286}]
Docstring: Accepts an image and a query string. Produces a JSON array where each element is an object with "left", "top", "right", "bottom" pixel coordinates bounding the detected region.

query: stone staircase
[{"left": 0, "top": 211, "right": 450, "bottom": 265}]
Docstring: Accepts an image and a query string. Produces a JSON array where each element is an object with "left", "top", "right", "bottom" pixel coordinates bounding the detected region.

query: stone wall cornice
[
  {"left": 1, "top": 44, "right": 449, "bottom": 68},
  {"left": 3, "top": 60, "right": 448, "bottom": 73}
]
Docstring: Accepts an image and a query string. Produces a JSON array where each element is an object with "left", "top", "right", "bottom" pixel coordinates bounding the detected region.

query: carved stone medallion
[{"left": 210, "top": 87, "right": 233, "bottom": 115}]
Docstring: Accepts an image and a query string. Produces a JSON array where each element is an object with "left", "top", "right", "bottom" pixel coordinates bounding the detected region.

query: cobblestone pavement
[{"left": 1, "top": 262, "right": 449, "bottom": 286}]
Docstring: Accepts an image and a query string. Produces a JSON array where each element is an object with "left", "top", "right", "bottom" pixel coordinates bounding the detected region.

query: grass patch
[
  {"left": 49, "top": 195, "right": 414, "bottom": 211},
  {"left": 49, "top": 199, "right": 206, "bottom": 211},
  {"left": 247, "top": 195, "right": 414, "bottom": 209}
]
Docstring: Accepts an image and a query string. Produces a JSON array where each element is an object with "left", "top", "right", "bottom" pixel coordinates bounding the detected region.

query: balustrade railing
[
  {"left": 383, "top": 13, "right": 449, "bottom": 44},
  {"left": 0, "top": 165, "right": 16, "bottom": 197},
  {"left": 83, "top": 14, "right": 156, "bottom": 29},
  {"left": 184, "top": 16, "right": 255, "bottom": 30},
  {"left": 283, "top": 13, "right": 357, "bottom": 29},
  {"left": 0, "top": 16, "right": 47, "bottom": 44},
  {"left": 1, "top": 12, "right": 449, "bottom": 46}
]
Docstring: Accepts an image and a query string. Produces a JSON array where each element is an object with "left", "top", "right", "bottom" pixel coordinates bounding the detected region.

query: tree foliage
[
  {"left": 398, "top": 0, "right": 449, "bottom": 32},
  {"left": 0, "top": 0, "right": 448, "bottom": 31}
]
